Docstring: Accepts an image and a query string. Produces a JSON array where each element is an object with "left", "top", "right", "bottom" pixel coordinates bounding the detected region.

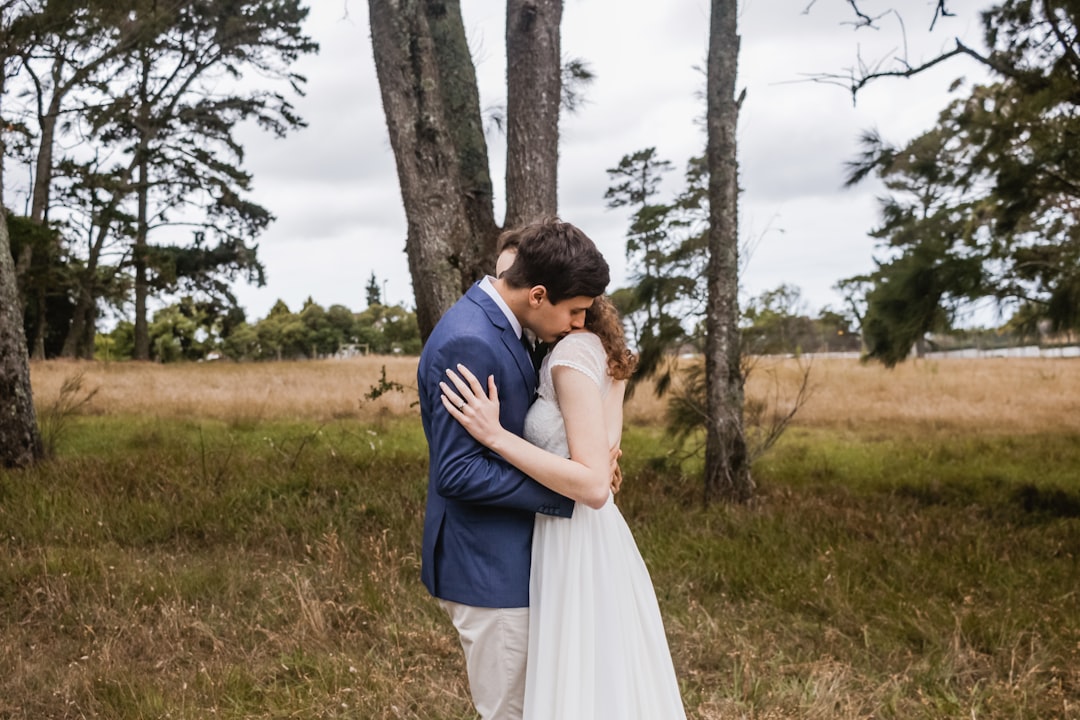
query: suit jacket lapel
[{"left": 466, "top": 284, "right": 538, "bottom": 399}]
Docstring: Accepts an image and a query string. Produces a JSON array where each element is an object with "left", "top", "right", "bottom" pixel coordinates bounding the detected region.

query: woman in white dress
[{"left": 440, "top": 296, "right": 686, "bottom": 720}]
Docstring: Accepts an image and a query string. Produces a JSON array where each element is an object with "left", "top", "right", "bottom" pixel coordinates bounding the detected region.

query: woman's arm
[
  {"left": 604, "top": 378, "right": 627, "bottom": 493},
  {"left": 441, "top": 364, "right": 614, "bottom": 509}
]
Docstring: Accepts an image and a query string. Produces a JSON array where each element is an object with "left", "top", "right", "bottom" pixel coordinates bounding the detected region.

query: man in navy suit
[{"left": 417, "top": 219, "right": 610, "bottom": 719}]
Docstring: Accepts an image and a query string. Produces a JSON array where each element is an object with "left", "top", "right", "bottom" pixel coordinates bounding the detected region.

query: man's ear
[{"left": 528, "top": 286, "right": 548, "bottom": 307}]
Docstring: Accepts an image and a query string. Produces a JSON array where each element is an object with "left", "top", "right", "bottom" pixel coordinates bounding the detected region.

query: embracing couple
[{"left": 417, "top": 218, "right": 686, "bottom": 720}]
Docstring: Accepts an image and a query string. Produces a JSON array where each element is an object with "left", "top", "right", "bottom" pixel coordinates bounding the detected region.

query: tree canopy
[
  {"left": 2, "top": 0, "right": 316, "bottom": 359},
  {"left": 843, "top": 1, "right": 1080, "bottom": 365}
]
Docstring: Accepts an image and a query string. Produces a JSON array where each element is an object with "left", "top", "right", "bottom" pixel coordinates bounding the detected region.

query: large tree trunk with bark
[
  {"left": 0, "top": 53, "right": 43, "bottom": 466},
  {"left": 133, "top": 162, "right": 150, "bottom": 359},
  {"left": 704, "top": 0, "right": 752, "bottom": 503},
  {"left": 20, "top": 98, "right": 54, "bottom": 360},
  {"left": 0, "top": 91, "right": 43, "bottom": 468},
  {"left": 133, "top": 50, "right": 152, "bottom": 360},
  {"left": 0, "top": 210, "right": 41, "bottom": 468},
  {"left": 368, "top": 0, "right": 498, "bottom": 339},
  {"left": 504, "top": 0, "right": 561, "bottom": 228}
]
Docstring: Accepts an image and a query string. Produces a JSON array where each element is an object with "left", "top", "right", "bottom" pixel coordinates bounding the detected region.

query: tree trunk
[
  {"left": 134, "top": 179, "right": 149, "bottom": 359},
  {"left": 61, "top": 283, "right": 96, "bottom": 359},
  {"left": 0, "top": 210, "right": 42, "bottom": 468},
  {"left": 17, "top": 64, "right": 66, "bottom": 361},
  {"left": 0, "top": 59, "right": 43, "bottom": 467},
  {"left": 704, "top": 0, "right": 752, "bottom": 503},
  {"left": 9, "top": 79, "right": 64, "bottom": 358},
  {"left": 29, "top": 284, "right": 45, "bottom": 358},
  {"left": 61, "top": 161, "right": 133, "bottom": 359},
  {"left": 504, "top": 0, "right": 561, "bottom": 227},
  {"left": 61, "top": 216, "right": 113, "bottom": 358},
  {"left": 133, "top": 50, "right": 151, "bottom": 361},
  {"left": 368, "top": 0, "right": 498, "bottom": 340},
  {"left": 30, "top": 61, "right": 63, "bottom": 224}
]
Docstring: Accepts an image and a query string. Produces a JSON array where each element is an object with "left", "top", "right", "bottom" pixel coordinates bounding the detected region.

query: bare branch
[
  {"left": 744, "top": 357, "right": 815, "bottom": 464},
  {"left": 930, "top": 1, "right": 956, "bottom": 32},
  {"left": 805, "top": 39, "right": 1011, "bottom": 105},
  {"left": 845, "top": 0, "right": 875, "bottom": 28}
]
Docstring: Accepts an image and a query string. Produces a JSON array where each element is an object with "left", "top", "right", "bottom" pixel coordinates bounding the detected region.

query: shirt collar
[{"left": 479, "top": 275, "right": 523, "bottom": 339}]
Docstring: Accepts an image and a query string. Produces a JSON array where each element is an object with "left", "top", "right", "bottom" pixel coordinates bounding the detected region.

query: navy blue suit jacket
[{"left": 418, "top": 282, "right": 574, "bottom": 607}]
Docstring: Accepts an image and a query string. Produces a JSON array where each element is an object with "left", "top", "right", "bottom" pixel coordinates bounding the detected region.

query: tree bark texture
[
  {"left": 133, "top": 49, "right": 153, "bottom": 360},
  {"left": 0, "top": 49, "right": 43, "bottom": 467},
  {"left": 368, "top": 0, "right": 498, "bottom": 339},
  {"left": 23, "top": 84, "right": 55, "bottom": 360},
  {"left": 0, "top": 210, "right": 43, "bottom": 468},
  {"left": 504, "top": 0, "right": 561, "bottom": 228},
  {"left": 704, "top": 0, "right": 752, "bottom": 503}
]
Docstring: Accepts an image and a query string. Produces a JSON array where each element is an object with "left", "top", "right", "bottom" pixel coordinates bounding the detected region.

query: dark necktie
[
  {"left": 521, "top": 333, "right": 543, "bottom": 376},
  {"left": 530, "top": 341, "right": 548, "bottom": 372}
]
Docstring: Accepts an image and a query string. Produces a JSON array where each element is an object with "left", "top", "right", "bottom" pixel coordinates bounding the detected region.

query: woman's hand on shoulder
[{"left": 440, "top": 363, "right": 506, "bottom": 449}]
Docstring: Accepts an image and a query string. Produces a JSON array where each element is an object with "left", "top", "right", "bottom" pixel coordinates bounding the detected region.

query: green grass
[{"left": 1, "top": 416, "right": 1078, "bottom": 718}]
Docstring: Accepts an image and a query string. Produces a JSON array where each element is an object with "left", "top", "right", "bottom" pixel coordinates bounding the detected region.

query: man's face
[{"left": 527, "top": 293, "right": 595, "bottom": 344}]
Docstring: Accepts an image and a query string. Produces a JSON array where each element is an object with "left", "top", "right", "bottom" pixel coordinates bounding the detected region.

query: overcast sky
[{"left": 232, "top": 0, "right": 992, "bottom": 321}]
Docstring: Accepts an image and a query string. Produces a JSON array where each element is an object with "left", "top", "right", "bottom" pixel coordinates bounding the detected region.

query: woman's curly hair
[{"left": 585, "top": 295, "right": 638, "bottom": 381}]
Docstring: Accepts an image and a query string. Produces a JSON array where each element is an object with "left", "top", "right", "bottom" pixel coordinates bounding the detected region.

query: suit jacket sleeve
[{"left": 419, "top": 331, "right": 573, "bottom": 516}]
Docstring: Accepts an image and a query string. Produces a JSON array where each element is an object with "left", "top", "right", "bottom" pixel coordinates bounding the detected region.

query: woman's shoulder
[
  {"left": 548, "top": 331, "right": 608, "bottom": 386},
  {"left": 550, "top": 330, "right": 604, "bottom": 357}
]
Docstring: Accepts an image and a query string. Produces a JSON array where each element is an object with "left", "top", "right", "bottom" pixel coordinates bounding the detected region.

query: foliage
[
  {"left": 560, "top": 57, "right": 595, "bottom": 113},
  {"left": 363, "top": 365, "right": 407, "bottom": 401},
  {"left": 94, "top": 320, "right": 134, "bottom": 361},
  {"left": 607, "top": 147, "right": 814, "bottom": 499},
  {"left": 844, "top": 2, "right": 1080, "bottom": 365},
  {"left": 665, "top": 354, "right": 814, "bottom": 467},
  {"left": 1, "top": 0, "right": 317, "bottom": 358},
  {"left": 605, "top": 149, "right": 708, "bottom": 393},
  {"left": 6, "top": 214, "right": 75, "bottom": 356},
  {"left": 365, "top": 272, "right": 382, "bottom": 308}
]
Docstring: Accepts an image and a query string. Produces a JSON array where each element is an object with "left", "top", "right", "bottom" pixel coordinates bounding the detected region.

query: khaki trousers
[{"left": 439, "top": 599, "right": 529, "bottom": 720}]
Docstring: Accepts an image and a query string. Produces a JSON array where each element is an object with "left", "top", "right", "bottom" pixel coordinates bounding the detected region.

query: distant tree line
[
  {"left": 94, "top": 281, "right": 421, "bottom": 364},
  {"left": 741, "top": 284, "right": 862, "bottom": 356}
]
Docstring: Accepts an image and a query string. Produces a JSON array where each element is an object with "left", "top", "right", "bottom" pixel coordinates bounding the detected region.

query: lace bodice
[{"left": 523, "top": 332, "right": 611, "bottom": 458}]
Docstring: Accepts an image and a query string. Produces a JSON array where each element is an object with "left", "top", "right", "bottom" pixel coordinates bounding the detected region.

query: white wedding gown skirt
[
  {"left": 522, "top": 333, "right": 686, "bottom": 719},
  {"left": 524, "top": 498, "right": 687, "bottom": 719}
]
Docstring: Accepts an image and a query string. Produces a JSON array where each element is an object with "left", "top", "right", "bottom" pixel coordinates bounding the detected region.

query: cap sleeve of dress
[{"left": 547, "top": 332, "right": 608, "bottom": 391}]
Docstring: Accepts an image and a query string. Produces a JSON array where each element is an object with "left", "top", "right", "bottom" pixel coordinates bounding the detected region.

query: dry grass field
[
  {"left": 30, "top": 354, "right": 1080, "bottom": 434},
  {"left": 740, "top": 355, "right": 1080, "bottom": 435},
  {"left": 11, "top": 354, "right": 1080, "bottom": 719},
  {"left": 30, "top": 356, "right": 423, "bottom": 422}
]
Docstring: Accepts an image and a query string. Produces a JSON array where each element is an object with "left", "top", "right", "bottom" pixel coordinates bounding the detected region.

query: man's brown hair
[{"left": 499, "top": 218, "right": 610, "bottom": 304}]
